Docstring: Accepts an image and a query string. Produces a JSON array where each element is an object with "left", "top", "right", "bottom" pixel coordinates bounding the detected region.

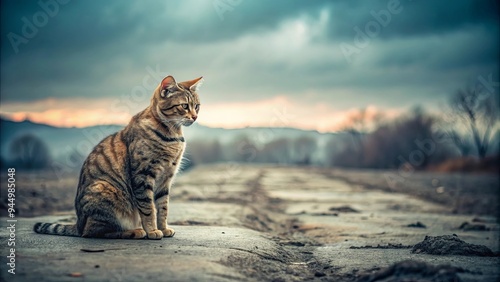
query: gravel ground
[
  {"left": 324, "top": 168, "right": 499, "bottom": 217},
  {"left": 0, "top": 164, "right": 498, "bottom": 281}
]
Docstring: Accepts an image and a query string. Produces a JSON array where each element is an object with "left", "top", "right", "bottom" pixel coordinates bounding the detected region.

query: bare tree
[
  {"left": 228, "top": 135, "right": 258, "bottom": 163},
  {"left": 10, "top": 134, "right": 51, "bottom": 169},
  {"left": 328, "top": 133, "right": 363, "bottom": 168},
  {"left": 259, "top": 138, "right": 291, "bottom": 164},
  {"left": 185, "top": 139, "right": 224, "bottom": 165},
  {"left": 449, "top": 86, "right": 499, "bottom": 159},
  {"left": 331, "top": 108, "right": 451, "bottom": 169},
  {"left": 292, "top": 136, "right": 317, "bottom": 165},
  {"left": 447, "top": 130, "right": 475, "bottom": 157},
  {"left": 339, "top": 107, "right": 385, "bottom": 167}
]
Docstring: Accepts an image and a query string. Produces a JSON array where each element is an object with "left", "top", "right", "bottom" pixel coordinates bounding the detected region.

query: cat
[{"left": 34, "top": 75, "right": 202, "bottom": 239}]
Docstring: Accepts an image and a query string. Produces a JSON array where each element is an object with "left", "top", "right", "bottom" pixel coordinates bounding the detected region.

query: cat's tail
[{"left": 33, "top": 222, "right": 80, "bottom": 237}]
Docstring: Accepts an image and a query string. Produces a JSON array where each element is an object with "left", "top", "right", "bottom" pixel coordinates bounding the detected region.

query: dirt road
[{"left": 1, "top": 165, "right": 498, "bottom": 281}]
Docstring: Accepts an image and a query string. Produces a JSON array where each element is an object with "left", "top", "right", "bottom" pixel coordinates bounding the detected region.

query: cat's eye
[
  {"left": 160, "top": 89, "right": 169, "bottom": 98},
  {"left": 181, "top": 104, "right": 189, "bottom": 110},
  {"left": 195, "top": 104, "right": 200, "bottom": 111}
]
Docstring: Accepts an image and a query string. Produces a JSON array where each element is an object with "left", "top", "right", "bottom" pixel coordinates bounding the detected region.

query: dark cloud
[
  {"left": 324, "top": 0, "right": 499, "bottom": 39},
  {"left": 0, "top": 0, "right": 328, "bottom": 57},
  {"left": 380, "top": 0, "right": 499, "bottom": 37},
  {"left": 0, "top": 0, "right": 498, "bottom": 112},
  {"left": 5, "top": 0, "right": 494, "bottom": 58}
]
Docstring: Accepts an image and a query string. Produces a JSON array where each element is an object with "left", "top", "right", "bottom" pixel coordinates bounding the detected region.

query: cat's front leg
[
  {"left": 133, "top": 177, "right": 163, "bottom": 240},
  {"left": 155, "top": 187, "right": 175, "bottom": 237}
]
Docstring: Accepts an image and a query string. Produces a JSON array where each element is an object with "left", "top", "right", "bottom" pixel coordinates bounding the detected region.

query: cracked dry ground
[
  {"left": 171, "top": 165, "right": 499, "bottom": 281},
  {"left": 1, "top": 165, "right": 498, "bottom": 281}
]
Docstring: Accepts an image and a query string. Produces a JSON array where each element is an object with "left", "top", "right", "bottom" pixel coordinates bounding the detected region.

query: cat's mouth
[{"left": 182, "top": 120, "right": 195, "bottom": 126}]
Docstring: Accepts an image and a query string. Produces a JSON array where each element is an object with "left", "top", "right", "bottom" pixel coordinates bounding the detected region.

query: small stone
[
  {"left": 407, "top": 221, "right": 427, "bottom": 228},
  {"left": 459, "top": 222, "right": 489, "bottom": 231},
  {"left": 431, "top": 179, "right": 439, "bottom": 186},
  {"left": 436, "top": 186, "right": 445, "bottom": 193},
  {"left": 314, "top": 271, "right": 326, "bottom": 277}
]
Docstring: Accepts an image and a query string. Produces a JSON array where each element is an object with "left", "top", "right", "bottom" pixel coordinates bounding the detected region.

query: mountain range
[{"left": 0, "top": 117, "right": 342, "bottom": 164}]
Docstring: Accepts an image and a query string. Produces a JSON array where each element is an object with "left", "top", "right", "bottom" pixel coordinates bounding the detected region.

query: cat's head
[{"left": 153, "top": 75, "right": 203, "bottom": 127}]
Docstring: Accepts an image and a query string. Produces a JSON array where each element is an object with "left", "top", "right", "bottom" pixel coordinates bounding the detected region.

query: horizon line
[{"left": 0, "top": 115, "right": 338, "bottom": 134}]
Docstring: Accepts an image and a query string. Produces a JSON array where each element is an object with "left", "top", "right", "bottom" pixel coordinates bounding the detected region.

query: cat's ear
[
  {"left": 180, "top": 76, "right": 204, "bottom": 92},
  {"left": 160, "top": 76, "right": 178, "bottom": 98}
]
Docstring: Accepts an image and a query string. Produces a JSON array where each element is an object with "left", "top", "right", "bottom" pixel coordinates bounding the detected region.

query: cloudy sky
[{"left": 1, "top": 0, "right": 498, "bottom": 132}]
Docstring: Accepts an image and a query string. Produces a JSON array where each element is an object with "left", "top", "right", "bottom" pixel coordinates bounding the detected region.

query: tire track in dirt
[
  {"left": 221, "top": 169, "right": 344, "bottom": 281},
  {"left": 224, "top": 167, "right": 499, "bottom": 281}
]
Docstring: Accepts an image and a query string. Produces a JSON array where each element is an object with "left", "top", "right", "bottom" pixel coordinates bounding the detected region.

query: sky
[{"left": 0, "top": 0, "right": 498, "bottom": 132}]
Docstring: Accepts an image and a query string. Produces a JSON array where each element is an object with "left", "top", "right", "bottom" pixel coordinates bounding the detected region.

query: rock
[
  {"left": 472, "top": 217, "right": 497, "bottom": 223},
  {"left": 329, "top": 205, "right": 360, "bottom": 213},
  {"left": 459, "top": 222, "right": 489, "bottom": 231},
  {"left": 411, "top": 234, "right": 494, "bottom": 256},
  {"left": 314, "top": 271, "right": 326, "bottom": 277},
  {"left": 349, "top": 243, "right": 412, "bottom": 249},
  {"left": 356, "top": 260, "right": 466, "bottom": 282},
  {"left": 406, "top": 221, "right": 427, "bottom": 228}
]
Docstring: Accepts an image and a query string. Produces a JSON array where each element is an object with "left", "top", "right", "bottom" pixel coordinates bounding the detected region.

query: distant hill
[
  {"left": 0, "top": 117, "right": 343, "bottom": 165},
  {"left": 0, "top": 118, "right": 123, "bottom": 161}
]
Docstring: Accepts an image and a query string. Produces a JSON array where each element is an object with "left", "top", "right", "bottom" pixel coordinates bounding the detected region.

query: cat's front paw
[
  {"left": 161, "top": 227, "right": 175, "bottom": 237},
  {"left": 146, "top": 229, "right": 163, "bottom": 240}
]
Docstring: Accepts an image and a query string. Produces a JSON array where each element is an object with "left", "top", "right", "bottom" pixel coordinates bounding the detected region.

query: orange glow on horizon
[
  {"left": 3, "top": 110, "right": 131, "bottom": 128},
  {"left": 0, "top": 97, "right": 403, "bottom": 132}
]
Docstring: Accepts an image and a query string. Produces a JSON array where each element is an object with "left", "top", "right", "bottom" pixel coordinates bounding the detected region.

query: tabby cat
[{"left": 34, "top": 75, "right": 202, "bottom": 239}]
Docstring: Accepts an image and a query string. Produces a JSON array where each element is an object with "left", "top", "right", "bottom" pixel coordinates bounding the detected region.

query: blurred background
[
  {"left": 1, "top": 4, "right": 499, "bottom": 279},
  {"left": 1, "top": 0, "right": 499, "bottom": 174}
]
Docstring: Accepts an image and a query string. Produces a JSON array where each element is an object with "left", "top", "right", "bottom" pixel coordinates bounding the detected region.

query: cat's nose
[{"left": 192, "top": 115, "right": 197, "bottom": 121}]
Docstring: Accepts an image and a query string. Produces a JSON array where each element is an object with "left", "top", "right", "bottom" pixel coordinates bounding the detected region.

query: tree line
[
  {"left": 186, "top": 85, "right": 499, "bottom": 170},
  {"left": 3, "top": 84, "right": 498, "bottom": 171}
]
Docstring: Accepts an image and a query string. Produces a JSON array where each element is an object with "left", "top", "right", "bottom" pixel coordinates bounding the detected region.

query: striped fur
[
  {"left": 33, "top": 222, "right": 79, "bottom": 237},
  {"left": 33, "top": 75, "right": 203, "bottom": 239}
]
